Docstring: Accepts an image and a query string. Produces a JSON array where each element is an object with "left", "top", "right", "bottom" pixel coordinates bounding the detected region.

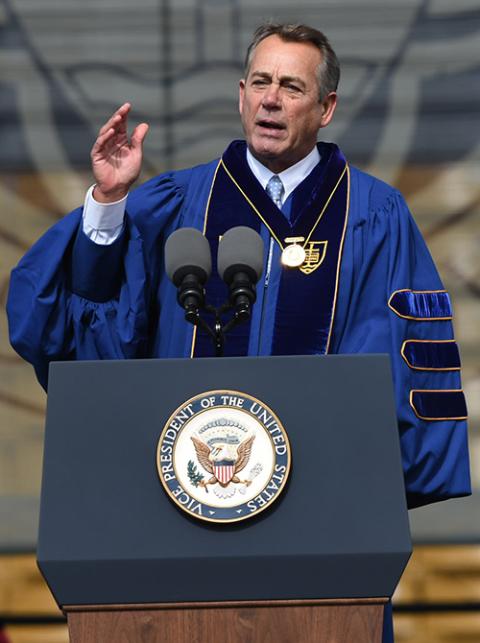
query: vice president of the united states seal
[{"left": 156, "top": 390, "right": 291, "bottom": 523}]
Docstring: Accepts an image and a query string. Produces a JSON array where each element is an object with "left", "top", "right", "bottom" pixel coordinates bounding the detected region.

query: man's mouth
[{"left": 256, "top": 119, "right": 286, "bottom": 131}]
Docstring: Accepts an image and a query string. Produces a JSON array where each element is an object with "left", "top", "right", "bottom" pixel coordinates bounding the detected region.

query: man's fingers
[
  {"left": 131, "top": 123, "right": 149, "bottom": 149},
  {"left": 98, "top": 103, "right": 131, "bottom": 137},
  {"left": 98, "top": 115, "right": 120, "bottom": 138},
  {"left": 92, "top": 109, "right": 145, "bottom": 159},
  {"left": 91, "top": 127, "right": 116, "bottom": 157}
]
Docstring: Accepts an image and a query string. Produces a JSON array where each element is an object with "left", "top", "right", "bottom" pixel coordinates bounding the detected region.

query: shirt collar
[{"left": 246, "top": 145, "right": 321, "bottom": 204}]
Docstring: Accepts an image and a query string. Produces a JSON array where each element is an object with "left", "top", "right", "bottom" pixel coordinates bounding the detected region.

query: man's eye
[
  {"left": 286, "top": 84, "right": 301, "bottom": 92},
  {"left": 252, "top": 79, "right": 268, "bottom": 86}
]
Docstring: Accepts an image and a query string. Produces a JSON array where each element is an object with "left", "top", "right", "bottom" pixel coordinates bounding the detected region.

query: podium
[{"left": 38, "top": 354, "right": 411, "bottom": 642}]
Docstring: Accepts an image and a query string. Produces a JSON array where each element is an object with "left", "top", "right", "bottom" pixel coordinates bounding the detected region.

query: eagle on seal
[{"left": 191, "top": 435, "right": 255, "bottom": 491}]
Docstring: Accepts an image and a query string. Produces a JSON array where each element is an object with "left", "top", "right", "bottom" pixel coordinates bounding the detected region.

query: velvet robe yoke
[
  {"left": 7, "top": 142, "right": 471, "bottom": 516},
  {"left": 192, "top": 141, "right": 350, "bottom": 358}
]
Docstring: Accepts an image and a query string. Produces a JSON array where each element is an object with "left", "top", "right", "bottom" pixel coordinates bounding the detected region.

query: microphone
[
  {"left": 165, "top": 228, "right": 212, "bottom": 323},
  {"left": 217, "top": 226, "right": 264, "bottom": 321}
]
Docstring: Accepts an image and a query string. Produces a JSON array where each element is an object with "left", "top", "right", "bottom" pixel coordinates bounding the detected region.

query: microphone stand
[{"left": 184, "top": 299, "right": 254, "bottom": 358}]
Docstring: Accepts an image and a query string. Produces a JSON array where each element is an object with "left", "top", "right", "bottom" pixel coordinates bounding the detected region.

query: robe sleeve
[
  {"left": 7, "top": 173, "right": 185, "bottom": 391},
  {"left": 335, "top": 181, "right": 471, "bottom": 509}
]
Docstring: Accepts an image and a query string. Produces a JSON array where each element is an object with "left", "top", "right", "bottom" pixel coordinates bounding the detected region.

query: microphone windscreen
[
  {"left": 217, "top": 226, "right": 264, "bottom": 284},
  {"left": 165, "top": 228, "right": 212, "bottom": 286}
]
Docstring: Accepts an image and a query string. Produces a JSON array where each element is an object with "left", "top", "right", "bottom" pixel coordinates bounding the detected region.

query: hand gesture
[{"left": 90, "top": 103, "right": 149, "bottom": 203}]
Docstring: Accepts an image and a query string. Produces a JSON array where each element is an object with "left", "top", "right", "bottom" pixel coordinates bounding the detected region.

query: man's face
[{"left": 239, "top": 35, "right": 337, "bottom": 173}]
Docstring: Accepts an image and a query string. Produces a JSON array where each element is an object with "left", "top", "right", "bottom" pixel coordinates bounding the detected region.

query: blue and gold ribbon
[
  {"left": 410, "top": 389, "right": 467, "bottom": 421},
  {"left": 401, "top": 339, "right": 461, "bottom": 371},
  {"left": 389, "top": 289, "right": 452, "bottom": 321}
]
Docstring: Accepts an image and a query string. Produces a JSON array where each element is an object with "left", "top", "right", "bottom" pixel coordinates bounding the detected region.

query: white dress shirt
[
  {"left": 83, "top": 145, "right": 321, "bottom": 245},
  {"left": 245, "top": 145, "right": 320, "bottom": 203}
]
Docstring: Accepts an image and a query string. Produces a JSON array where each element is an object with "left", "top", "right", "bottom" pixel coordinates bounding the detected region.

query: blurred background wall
[{"left": 0, "top": 0, "right": 479, "bottom": 641}]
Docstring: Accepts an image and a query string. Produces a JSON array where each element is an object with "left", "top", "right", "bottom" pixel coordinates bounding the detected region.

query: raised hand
[{"left": 90, "top": 103, "right": 149, "bottom": 203}]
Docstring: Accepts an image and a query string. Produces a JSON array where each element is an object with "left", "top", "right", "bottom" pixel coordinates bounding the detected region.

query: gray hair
[{"left": 244, "top": 23, "right": 340, "bottom": 102}]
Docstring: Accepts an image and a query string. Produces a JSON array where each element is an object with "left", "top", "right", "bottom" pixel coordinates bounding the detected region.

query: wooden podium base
[{"left": 65, "top": 598, "right": 387, "bottom": 643}]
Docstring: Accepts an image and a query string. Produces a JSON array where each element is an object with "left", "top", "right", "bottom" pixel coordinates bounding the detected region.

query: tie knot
[{"left": 266, "top": 175, "right": 285, "bottom": 209}]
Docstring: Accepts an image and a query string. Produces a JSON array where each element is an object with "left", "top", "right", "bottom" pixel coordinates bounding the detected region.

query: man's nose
[{"left": 262, "top": 83, "right": 281, "bottom": 109}]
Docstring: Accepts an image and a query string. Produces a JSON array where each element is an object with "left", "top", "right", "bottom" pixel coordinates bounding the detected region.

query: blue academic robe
[{"left": 7, "top": 142, "right": 470, "bottom": 642}]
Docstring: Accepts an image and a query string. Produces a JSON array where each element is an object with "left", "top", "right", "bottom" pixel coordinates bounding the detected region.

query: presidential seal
[{"left": 156, "top": 390, "right": 291, "bottom": 523}]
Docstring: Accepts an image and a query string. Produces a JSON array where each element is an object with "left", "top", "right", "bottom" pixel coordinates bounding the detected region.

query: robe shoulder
[
  {"left": 125, "top": 159, "right": 220, "bottom": 232},
  {"left": 349, "top": 164, "right": 408, "bottom": 222}
]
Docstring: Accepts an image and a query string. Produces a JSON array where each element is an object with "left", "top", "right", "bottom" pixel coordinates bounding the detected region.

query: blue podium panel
[{"left": 38, "top": 354, "right": 411, "bottom": 606}]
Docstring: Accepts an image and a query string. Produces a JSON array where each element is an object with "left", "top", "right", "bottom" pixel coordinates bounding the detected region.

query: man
[{"left": 7, "top": 23, "right": 470, "bottom": 641}]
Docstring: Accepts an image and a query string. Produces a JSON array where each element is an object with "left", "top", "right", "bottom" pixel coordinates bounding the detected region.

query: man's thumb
[{"left": 131, "top": 123, "right": 149, "bottom": 149}]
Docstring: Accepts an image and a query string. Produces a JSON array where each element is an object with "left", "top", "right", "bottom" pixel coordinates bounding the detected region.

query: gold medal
[{"left": 281, "top": 237, "right": 306, "bottom": 268}]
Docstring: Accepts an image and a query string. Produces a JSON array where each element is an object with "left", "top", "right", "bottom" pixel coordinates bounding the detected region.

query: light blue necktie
[{"left": 266, "top": 175, "right": 285, "bottom": 209}]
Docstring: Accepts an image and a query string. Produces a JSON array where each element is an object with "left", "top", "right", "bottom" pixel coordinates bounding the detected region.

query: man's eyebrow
[
  {"left": 250, "top": 71, "right": 306, "bottom": 88},
  {"left": 250, "top": 71, "right": 272, "bottom": 80}
]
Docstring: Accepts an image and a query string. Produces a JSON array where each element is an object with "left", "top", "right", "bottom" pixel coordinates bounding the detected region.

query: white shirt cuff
[{"left": 82, "top": 185, "right": 127, "bottom": 245}]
